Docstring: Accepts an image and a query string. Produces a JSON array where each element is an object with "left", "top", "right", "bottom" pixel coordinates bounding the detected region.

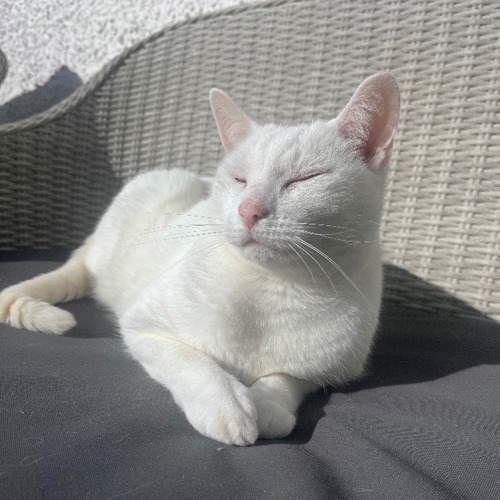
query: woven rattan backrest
[{"left": 0, "top": 0, "right": 499, "bottom": 320}]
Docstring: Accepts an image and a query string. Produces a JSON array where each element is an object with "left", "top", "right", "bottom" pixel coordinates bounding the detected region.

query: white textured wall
[{"left": 0, "top": 0, "right": 261, "bottom": 105}]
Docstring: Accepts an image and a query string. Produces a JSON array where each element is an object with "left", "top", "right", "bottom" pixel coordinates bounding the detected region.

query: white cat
[{"left": 0, "top": 73, "right": 400, "bottom": 445}]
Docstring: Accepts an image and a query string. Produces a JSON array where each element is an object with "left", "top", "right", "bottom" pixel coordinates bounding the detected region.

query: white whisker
[
  {"left": 291, "top": 228, "right": 369, "bottom": 245},
  {"left": 133, "top": 230, "right": 222, "bottom": 246},
  {"left": 139, "top": 235, "right": 227, "bottom": 305},
  {"left": 285, "top": 240, "right": 316, "bottom": 282},
  {"left": 134, "top": 222, "right": 222, "bottom": 237},
  {"left": 153, "top": 235, "right": 225, "bottom": 277},
  {"left": 296, "top": 236, "right": 371, "bottom": 307},
  {"left": 284, "top": 245, "right": 303, "bottom": 272},
  {"left": 287, "top": 221, "right": 363, "bottom": 234},
  {"left": 161, "top": 211, "right": 221, "bottom": 221},
  {"left": 293, "top": 238, "right": 337, "bottom": 296}
]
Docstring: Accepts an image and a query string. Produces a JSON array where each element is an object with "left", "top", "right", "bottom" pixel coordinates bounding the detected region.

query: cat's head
[{"left": 209, "top": 74, "right": 400, "bottom": 270}]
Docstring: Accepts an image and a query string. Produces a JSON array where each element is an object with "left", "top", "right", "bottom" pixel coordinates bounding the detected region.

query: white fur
[{"left": 0, "top": 74, "right": 399, "bottom": 445}]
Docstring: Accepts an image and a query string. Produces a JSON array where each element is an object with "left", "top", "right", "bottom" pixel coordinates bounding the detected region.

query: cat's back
[{"left": 85, "top": 169, "right": 210, "bottom": 314}]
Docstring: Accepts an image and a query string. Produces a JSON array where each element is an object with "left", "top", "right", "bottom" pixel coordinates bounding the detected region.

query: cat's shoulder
[
  {"left": 111, "top": 168, "right": 210, "bottom": 210},
  {"left": 120, "top": 168, "right": 202, "bottom": 195}
]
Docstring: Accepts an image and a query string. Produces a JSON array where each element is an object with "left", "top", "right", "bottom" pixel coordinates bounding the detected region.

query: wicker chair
[{"left": 1, "top": 1, "right": 499, "bottom": 498}]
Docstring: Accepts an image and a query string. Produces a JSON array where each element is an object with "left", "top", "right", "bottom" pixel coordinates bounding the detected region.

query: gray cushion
[{"left": 1, "top": 255, "right": 499, "bottom": 499}]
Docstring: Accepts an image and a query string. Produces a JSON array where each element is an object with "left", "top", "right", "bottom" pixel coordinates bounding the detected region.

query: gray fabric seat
[
  {"left": 1, "top": 256, "right": 499, "bottom": 499},
  {"left": 1, "top": 0, "right": 499, "bottom": 497}
]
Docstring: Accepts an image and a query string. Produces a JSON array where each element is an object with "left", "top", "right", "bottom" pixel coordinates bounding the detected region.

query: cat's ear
[
  {"left": 209, "top": 89, "right": 254, "bottom": 152},
  {"left": 336, "top": 73, "right": 400, "bottom": 170}
]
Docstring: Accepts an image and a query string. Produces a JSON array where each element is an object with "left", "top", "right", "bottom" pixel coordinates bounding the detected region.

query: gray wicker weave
[{"left": 0, "top": 0, "right": 499, "bottom": 321}]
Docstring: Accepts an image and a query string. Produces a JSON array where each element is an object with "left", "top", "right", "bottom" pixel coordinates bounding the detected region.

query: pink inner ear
[
  {"left": 365, "top": 89, "right": 400, "bottom": 157},
  {"left": 209, "top": 89, "right": 254, "bottom": 152},
  {"left": 338, "top": 74, "right": 400, "bottom": 170},
  {"left": 218, "top": 111, "right": 252, "bottom": 150}
]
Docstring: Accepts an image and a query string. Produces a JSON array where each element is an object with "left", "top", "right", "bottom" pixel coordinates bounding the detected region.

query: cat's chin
[{"left": 236, "top": 238, "right": 281, "bottom": 267}]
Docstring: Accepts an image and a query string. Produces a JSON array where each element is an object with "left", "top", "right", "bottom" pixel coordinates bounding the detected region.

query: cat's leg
[
  {"left": 0, "top": 238, "right": 93, "bottom": 334},
  {"left": 122, "top": 330, "right": 258, "bottom": 446},
  {"left": 249, "top": 374, "right": 319, "bottom": 439}
]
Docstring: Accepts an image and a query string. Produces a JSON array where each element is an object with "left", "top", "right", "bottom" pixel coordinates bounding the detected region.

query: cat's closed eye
[
  {"left": 234, "top": 177, "right": 247, "bottom": 186},
  {"left": 283, "top": 171, "right": 329, "bottom": 189}
]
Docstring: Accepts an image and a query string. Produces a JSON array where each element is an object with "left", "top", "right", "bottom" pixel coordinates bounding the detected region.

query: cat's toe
[
  {"left": 0, "top": 288, "right": 20, "bottom": 321},
  {"left": 224, "top": 413, "right": 259, "bottom": 446},
  {"left": 254, "top": 399, "right": 296, "bottom": 439},
  {"left": 184, "top": 380, "right": 258, "bottom": 446},
  {"left": 198, "top": 402, "right": 258, "bottom": 446}
]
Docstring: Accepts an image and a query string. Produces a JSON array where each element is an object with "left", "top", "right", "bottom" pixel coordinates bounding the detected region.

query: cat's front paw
[
  {"left": 183, "top": 379, "right": 258, "bottom": 446},
  {"left": 252, "top": 398, "right": 296, "bottom": 439}
]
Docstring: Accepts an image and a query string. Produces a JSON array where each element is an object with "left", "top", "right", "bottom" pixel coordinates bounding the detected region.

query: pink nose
[{"left": 238, "top": 200, "right": 268, "bottom": 230}]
